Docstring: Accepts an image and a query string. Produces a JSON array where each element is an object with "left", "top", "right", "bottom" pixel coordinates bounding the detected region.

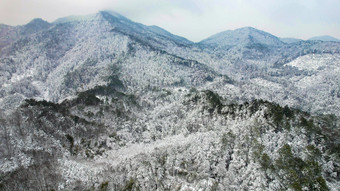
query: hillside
[
  {"left": 0, "top": 11, "right": 340, "bottom": 190},
  {"left": 1, "top": 88, "right": 339, "bottom": 190},
  {"left": 308, "top": 35, "right": 340, "bottom": 42}
]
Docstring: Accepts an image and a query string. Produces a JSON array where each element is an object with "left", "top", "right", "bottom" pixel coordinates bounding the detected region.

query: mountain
[
  {"left": 199, "top": 27, "right": 284, "bottom": 48},
  {"left": 195, "top": 27, "right": 288, "bottom": 76},
  {"left": 21, "top": 18, "right": 51, "bottom": 35},
  {"left": 0, "top": 18, "right": 51, "bottom": 51},
  {"left": 308, "top": 35, "right": 340, "bottom": 42},
  {"left": 0, "top": 11, "right": 220, "bottom": 111},
  {"left": 1, "top": 11, "right": 340, "bottom": 191},
  {"left": 280, "top": 37, "right": 303, "bottom": 43},
  {"left": 195, "top": 27, "right": 340, "bottom": 114},
  {"left": 1, "top": 88, "right": 339, "bottom": 190},
  {"left": 0, "top": 24, "right": 18, "bottom": 50}
]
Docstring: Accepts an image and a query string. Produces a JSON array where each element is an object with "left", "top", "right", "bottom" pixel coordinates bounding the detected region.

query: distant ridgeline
[{"left": 0, "top": 11, "right": 340, "bottom": 190}]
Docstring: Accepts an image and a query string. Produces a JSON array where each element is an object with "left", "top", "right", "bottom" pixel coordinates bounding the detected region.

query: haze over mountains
[{"left": 0, "top": 11, "right": 340, "bottom": 190}]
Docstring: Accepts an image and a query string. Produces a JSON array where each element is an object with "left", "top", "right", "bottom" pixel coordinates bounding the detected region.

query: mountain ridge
[
  {"left": 199, "top": 26, "right": 284, "bottom": 47},
  {"left": 3, "top": 12, "right": 340, "bottom": 45},
  {"left": 1, "top": 10, "right": 340, "bottom": 191},
  {"left": 308, "top": 35, "right": 340, "bottom": 42}
]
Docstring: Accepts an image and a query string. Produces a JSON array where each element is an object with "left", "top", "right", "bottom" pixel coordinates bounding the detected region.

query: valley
[{"left": 0, "top": 11, "right": 339, "bottom": 190}]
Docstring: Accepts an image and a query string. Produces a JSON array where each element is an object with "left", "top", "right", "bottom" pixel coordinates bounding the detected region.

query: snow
[
  {"left": 1, "top": 10, "right": 340, "bottom": 190},
  {"left": 286, "top": 53, "right": 340, "bottom": 71}
]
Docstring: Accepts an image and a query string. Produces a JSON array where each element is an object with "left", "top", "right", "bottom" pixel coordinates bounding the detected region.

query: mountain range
[
  {"left": 308, "top": 35, "right": 340, "bottom": 42},
  {"left": 0, "top": 11, "right": 339, "bottom": 190}
]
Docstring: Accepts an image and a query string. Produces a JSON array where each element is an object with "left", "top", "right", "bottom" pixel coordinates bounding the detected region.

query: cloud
[{"left": 0, "top": 0, "right": 339, "bottom": 42}]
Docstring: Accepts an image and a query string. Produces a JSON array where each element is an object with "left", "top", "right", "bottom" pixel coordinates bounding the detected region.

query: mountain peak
[
  {"left": 200, "top": 26, "right": 283, "bottom": 47},
  {"left": 234, "top": 26, "right": 258, "bottom": 32},
  {"left": 27, "top": 18, "right": 48, "bottom": 25},
  {"left": 24, "top": 18, "right": 50, "bottom": 28},
  {"left": 96, "top": 10, "right": 192, "bottom": 46},
  {"left": 98, "top": 10, "right": 127, "bottom": 20},
  {"left": 53, "top": 10, "right": 130, "bottom": 24},
  {"left": 21, "top": 18, "right": 51, "bottom": 35}
]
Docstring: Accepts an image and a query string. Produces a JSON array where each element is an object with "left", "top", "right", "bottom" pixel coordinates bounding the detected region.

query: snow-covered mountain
[
  {"left": 0, "top": 11, "right": 340, "bottom": 191},
  {"left": 193, "top": 28, "right": 340, "bottom": 115},
  {"left": 0, "top": 18, "right": 51, "bottom": 51},
  {"left": 0, "top": 11, "right": 221, "bottom": 111},
  {"left": 200, "top": 27, "right": 284, "bottom": 48},
  {"left": 308, "top": 35, "right": 340, "bottom": 42}
]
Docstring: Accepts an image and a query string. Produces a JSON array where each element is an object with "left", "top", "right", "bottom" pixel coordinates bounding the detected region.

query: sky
[{"left": 0, "top": 0, "right": 340, "bottom": 42}]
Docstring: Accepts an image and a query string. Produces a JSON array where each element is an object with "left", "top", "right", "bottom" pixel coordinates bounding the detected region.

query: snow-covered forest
[{"left": 0, "top": 11, "right": 340, "bottom": 190}]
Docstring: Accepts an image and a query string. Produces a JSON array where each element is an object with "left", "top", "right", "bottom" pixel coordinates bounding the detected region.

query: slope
[
  {"left": 1, "top": 10, "right": 340, "bottom": 191},
  {"left": 194, "top": 27, "right": 340, "bottom": 115},
  {"left": 0, "top": 11, "right": 228, "bottom": 111},
  {"left": 1, "top": 88, "right": 339, "bottom": 190},
  {"left": 308, "top": 35, "right": 340, "bottom": 42},
  {"left": 200, "top": 27, "right": 284, "bottom": 48}
]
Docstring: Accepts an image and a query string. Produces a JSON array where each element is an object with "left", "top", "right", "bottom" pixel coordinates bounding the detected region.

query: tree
[{"left": 0, "top": 113, "right": 12, "bottom": 158}]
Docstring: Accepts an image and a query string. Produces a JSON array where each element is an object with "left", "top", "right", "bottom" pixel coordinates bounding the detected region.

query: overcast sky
[{"left": 1, "top": 0, "right": 339, "bottom": 42}]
